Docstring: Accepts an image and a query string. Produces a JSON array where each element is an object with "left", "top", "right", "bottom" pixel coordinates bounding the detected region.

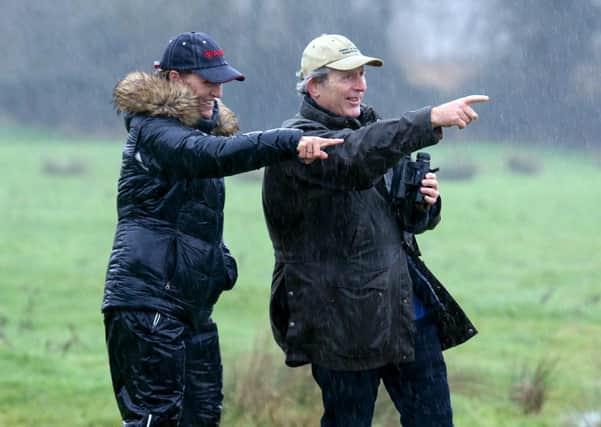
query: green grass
[{"left": 0, "top": 128, "right": 600, "bottom": 426}]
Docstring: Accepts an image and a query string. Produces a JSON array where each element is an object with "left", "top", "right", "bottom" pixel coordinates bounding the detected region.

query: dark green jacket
[{"left": 262, "top": 97, "right": 476, "bottom": 370}]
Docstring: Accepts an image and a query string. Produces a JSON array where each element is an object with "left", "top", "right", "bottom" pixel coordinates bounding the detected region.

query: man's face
[
  {"left": 180, "top": 72, "right": 224, "bottom": 119},
  {"left": 312, "top": 67, "right": 366, "bottom": 118}
]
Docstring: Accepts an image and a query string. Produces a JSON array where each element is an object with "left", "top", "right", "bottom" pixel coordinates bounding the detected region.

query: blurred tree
[
  {"left": 482, "top": 0, "right": 601, "bottom": 144},
  {"left": 0, "top": 0, "right": 600, "bottom": 146}
]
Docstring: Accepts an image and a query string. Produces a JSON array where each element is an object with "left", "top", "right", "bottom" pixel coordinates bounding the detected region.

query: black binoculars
[{"left": 391, "top": 152, "right": 438, "bottom": 207}]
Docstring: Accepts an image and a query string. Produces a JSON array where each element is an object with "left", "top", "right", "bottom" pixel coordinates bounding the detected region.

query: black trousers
[
  {"left": 311, "top": 317, "right": 453, "bottom": 427},
  {"left": 104, "top": 310, "right": 223, "bottom": 427}
]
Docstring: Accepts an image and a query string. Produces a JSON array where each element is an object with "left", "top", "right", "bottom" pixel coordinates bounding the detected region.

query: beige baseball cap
[{"left": 298, "top": 34, "right": 383, "bottom": 79}]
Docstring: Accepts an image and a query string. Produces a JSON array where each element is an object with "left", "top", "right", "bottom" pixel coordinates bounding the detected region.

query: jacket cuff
[
  {"left": 427, "top": 198, "right": 442, "bottom": 230},
  {"left": 413, "top": 106, "right": 443, "bottom": 148},
  {"left": 261, "top": 128, "right": 303, "bottom": 155}
]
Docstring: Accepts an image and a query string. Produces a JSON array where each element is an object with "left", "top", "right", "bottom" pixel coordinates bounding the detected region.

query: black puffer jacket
[
  {"left": 262, "top": 97, "right": 476, "bottom": 371},
  {"left": 102, "top": 72, "right": 302, "bottom": 328}
]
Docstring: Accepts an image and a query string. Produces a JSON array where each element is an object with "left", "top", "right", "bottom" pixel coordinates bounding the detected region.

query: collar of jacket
[
  {"left": 300, "top": 95, "right": 380, "bottom": 130},
  {"left": 113, "top": 71, "right": 239, "bottom": 136}
]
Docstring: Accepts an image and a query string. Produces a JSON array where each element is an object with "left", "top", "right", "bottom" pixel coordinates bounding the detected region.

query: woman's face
[{"left": 176, "top": 72, "right": 224, "bottom": 119}]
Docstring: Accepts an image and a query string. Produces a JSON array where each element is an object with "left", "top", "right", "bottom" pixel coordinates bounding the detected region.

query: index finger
[
  {"left": 317, "top": 137, "right": 345, "bottom": 147},
  {"left": 462, "top": 95, "right": 490, "bottom": 105}
]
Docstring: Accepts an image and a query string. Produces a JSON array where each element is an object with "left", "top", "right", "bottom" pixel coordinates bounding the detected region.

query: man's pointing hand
[{"left": 431, "top": 95, "right": 490, "bottom": 129}]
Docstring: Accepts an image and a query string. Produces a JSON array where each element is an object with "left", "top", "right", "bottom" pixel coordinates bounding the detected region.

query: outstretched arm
[
  {"left": 281, "top": 94, "right": 489, "bottom": 190},
  {"left": 141, "top": 123, "right": 342, "bottom": 178}
]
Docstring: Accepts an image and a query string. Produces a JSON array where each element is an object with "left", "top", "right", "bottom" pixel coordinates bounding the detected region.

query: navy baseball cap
[{"left": 158, "top": 32, "right": 245, "bottom": 83}]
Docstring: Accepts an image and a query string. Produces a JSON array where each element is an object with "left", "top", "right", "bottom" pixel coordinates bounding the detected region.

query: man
[
  {"left": 262, "top": 34, "right": 486, "bottom": 427},
  {"left": 102, "top": 31, "right": 341, "bottom": 427}
]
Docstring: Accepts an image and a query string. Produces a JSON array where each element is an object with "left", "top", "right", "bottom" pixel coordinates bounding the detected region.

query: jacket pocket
[{"left": 326, "top": 267, "right": 392, "bottom": 358}]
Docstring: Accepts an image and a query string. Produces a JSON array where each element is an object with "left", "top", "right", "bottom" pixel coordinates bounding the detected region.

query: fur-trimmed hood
[{"left": 113, "top": 72, "right": 239, "bottom": 136}]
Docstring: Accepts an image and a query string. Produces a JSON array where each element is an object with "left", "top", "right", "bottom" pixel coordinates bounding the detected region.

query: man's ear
[
  {"left": 306, "top": 77, "right": 321, "bottom": 99},
  {"left": 168, "top": 70, "right": 181, "bottom": 81}
]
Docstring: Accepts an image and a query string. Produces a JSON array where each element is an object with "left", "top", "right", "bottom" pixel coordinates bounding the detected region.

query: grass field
[{"left": 0, "top": 126, "right": 600, "bottom": 426}]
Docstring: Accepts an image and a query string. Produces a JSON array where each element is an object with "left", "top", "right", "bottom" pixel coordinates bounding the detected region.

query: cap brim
[
  {"left": 326, "top": 55, "right": 383, "bottom": 71},
  {"left": 195, "top": 64, "right": 246, "bottom": 83}
]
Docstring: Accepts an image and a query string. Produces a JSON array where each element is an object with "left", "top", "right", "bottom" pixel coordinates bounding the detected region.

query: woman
[{"left": 101, "top": 31, "right": 341, "bottom": 426}]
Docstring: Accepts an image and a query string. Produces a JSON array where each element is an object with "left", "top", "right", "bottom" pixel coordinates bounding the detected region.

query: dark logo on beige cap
[{"left": 339, "top": 47, "right": 359, "bottom": 55}]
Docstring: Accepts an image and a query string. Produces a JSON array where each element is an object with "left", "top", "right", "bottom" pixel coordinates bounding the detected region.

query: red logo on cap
[{"left": 204, "top": 49, "right": 224, "bottom": 59}]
